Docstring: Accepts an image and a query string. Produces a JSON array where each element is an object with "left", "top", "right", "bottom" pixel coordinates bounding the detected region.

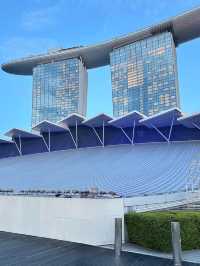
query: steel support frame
[
  {"left": 168, "top": 116, "right": 175, "bottom": 142},
  {"left": 132, "top": 120, "right": 136, "bottom": 145},
  {"left": 75, "top": 120, "right": 78, "bottom": 147},
  {"left": 68, "top": 122, "right": 78, "bottom": 149},
  {"left": 14, "top": 136, "right": 22, "bottom": 156},
  {"left": 193, "top": 122, "right": 200, "bottom": 131},
  {"left": 41, "top": 130, "right": 51, "bottom": 152},
  {"left": 152, "top": 116, "right": 175, "bottom": 143},
  {"left": 92, "top": 121, "right": 105, "bottom": 147},
  {"left": 120, "top": 120, "right": 136, "bottom": 145},
  {"left": 120, "top": 127, "right": 132, "bottom": 144}
]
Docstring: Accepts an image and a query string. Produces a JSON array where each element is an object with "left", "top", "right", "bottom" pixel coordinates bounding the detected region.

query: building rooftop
[{"left": 1, "top": 7, "right": 200, "bottom": 75}]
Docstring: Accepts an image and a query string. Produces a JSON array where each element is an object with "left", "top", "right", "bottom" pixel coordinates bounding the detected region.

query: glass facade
[
  {"left": 32, "top": 58, "right": 87, "bottom": 127},
  {"left": 110, "top": 32, "right": 180, "bottom": 117}
]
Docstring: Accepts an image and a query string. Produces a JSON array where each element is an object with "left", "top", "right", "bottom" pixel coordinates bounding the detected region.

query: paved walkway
[
  {"left": 103, "top": 243, "right": 200, "bottom": 264},
  {"left": 0, "top": 231, "right": 197, "bottom": 266}
]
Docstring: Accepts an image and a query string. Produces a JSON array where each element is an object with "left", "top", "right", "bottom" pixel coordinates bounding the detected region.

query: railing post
[
  {"left": 115, "top": 218, "right": 122, "bottom": 257},
  {"left": 171, "top": 222, "right": 182, "bottom": 266}
]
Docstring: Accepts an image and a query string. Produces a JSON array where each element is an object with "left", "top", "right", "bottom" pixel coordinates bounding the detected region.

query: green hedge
[{"left": 125, "top": 211, "right": 200, "bottom": 252}]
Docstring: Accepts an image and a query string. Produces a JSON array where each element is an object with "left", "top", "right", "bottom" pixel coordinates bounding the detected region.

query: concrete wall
[{"left": 0, "top": 196, "right": 124, "bottom": 245}]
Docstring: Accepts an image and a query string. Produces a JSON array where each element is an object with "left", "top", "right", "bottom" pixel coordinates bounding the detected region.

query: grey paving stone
[{"left": 0, "top": 232, "right": 197, "bottom": 266}]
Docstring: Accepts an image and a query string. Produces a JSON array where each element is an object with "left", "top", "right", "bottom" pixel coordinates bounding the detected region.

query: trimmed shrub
[{"left": 125, "top": 211, "right": 200, "bottom": 252}]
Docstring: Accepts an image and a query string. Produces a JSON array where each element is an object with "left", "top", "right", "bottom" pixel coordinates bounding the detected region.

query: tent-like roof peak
[
  {"left": 109, "top": 111, "right": 146, "bottom": 128},
  {"left": 5, "top": 128, "right": 41, "bottom": 139},
  {"left": 178, "top": 112, "right": 200, "bottom": 128},
  {"left": 140, "top": 108, "right": 183, "bottom": 128},
  {"left": 32, "top": 120, "right": 68, "bottom": 133},
  {"left": 82, "top": 113, "right": 113, "bottom": 127},
  {"left": 58, "top": 113, "right": 86, "bottom": 127},
  {"left": 0, "top": 138, "right": 13, "bottom": 144}
]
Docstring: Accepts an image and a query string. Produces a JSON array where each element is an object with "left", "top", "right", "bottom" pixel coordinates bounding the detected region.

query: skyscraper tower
[
  {"left": 110, "top": 32, "right": 180, "bottom": 117},
  {"left": 2, "top": 7, "right": 200, "bottom": 123},
  {"left": 32, "top": 57, "right": 87, "bottom": 126}
]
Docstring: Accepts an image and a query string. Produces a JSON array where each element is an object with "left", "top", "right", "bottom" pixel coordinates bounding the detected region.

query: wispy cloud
[
  {"left": 21, "top": 2, "right": 62, "bottom": 31},
  {"left": 0, "top": 36, "right": 60, "bottom": 62}
]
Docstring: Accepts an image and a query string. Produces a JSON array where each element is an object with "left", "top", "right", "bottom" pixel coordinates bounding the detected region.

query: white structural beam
[
  {"left": 92, "top": 121, "right": 105, "bottom": 147},
  {"left": 193, "top": 123, "right": 200, "bottom": 131},
  {"left": 41, "top": 133, "right": 50, "bottom": 152},
  {"left": 152, "top": 125, "right": 169, "bottom": 143},
  {"left": 68, "top": 128, "right": 77, "bottom": 149},
  {"left": 103, "top": 120, "right": 105, "bottom": 147},
  {"left": 120, "top": 128, "right": 132, "bottom": 144},
  {"left": 92, "top": 128, "right": 103, "bottom": 146},
  {"left": 75, "top": 120, "right": 78, "bottom": 147},
  {"left": 168, "top": 116, "right": 175, "bottom": 142},
  {"left": 14, "top": 136, "right": 22, "bottom": 156},
  {"left": 48, "top": 130, "right": 51, "bottom": 152},
  {"left": 118, "top": 120, "right": 136, "bottom": 145},
  {"left": 132, "top": 120, "right": 136, "bottom": 145},
  {"left": 150, "top": 116, "right": 175, "bottom": 143}
]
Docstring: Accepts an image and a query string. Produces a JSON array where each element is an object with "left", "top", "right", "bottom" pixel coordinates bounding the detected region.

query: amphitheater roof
[
  {"left": 32, "top": 120, "right": 68, "bottom": 133},
  {"left": 140, "top": 108, "right": 183, "bottom": 128},
  {"left": 82, "top": 114, "right": 113, "bottom": 127},
  {"left": 58, "top": 113, "right": 86, "bottom": 127},
  {"left": 2, "top": 7, "right": 200, "bottom": 75},
  {"left": 2, "top": 108, "right": 200, "bottom": 141},
  {"left": 109, "top": 111, "right": 146, "bottom": 128},
  {"left": 0, "top": 138, "right": 13, "bottom": 144},
  {"left": 5, "top": 128, "right": 41, "bottom": 139},
  {"left": 178, "top": 112, "right": 200, "bottom": 128}
]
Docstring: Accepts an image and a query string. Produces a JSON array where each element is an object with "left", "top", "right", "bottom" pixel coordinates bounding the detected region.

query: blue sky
[{"left": 0, "top": 0, "right": 200, "bottom": 136}]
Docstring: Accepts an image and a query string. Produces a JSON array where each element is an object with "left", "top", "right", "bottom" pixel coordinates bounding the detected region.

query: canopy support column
[
  {"left": 132, "top": 120, "right": 136, "bottom": 145},
  {"left": 41, "top": 133, "right": 50, "bottom": 152},
  {"left": 120, "top": 127, "right": 132, "bottom": 144},
  {"left": 168, "top": 116, "right": 175, "bottom": 142},
  {"left": 193, "top": 123, "right": 200, "bottom": 131},
  {"left": 92, "top": 121, "right": 105, "bottom": 147},
  {"left": 152, "top": 124, "right": 169, "bottom": 143},
  {"left": 92, "top": 128, "right": 103, "bottom": 146},
  {"left": 48, "top": 130, "right": 51, "bottom": 152},
  {"left": 14, "top": 136, "right": 22, "bottom": 156},
  {"left": 75, "top": 120, "right": 78, "bottom": 148},
  {"left": 68, "top": 128, "right": 77, "bottom": 149},
  {"left": 103, "top": 120, "right": 105, "bottom": 147}
]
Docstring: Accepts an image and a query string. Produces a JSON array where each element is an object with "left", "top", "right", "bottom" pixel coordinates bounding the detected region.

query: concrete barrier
[{"left": 0, "top": 196, "right": 124, "bottom": 246}]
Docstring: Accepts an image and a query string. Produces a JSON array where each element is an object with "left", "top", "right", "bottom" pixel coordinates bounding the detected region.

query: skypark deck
[{"left": 2, "top": 7, "right": 200, "bottom": 75}]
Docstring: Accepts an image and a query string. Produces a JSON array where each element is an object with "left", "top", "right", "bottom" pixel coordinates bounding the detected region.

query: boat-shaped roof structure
[{"left": 2, "top": 7, "right": 200, "bottom": 75}]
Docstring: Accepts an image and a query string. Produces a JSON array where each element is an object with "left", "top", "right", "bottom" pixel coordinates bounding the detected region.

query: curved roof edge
[
  {"left": 2, "top": 6, "right": 200, "bottom": 75},
  {"left": 2, "top": 108, "right": 200, "bottom": 137}
]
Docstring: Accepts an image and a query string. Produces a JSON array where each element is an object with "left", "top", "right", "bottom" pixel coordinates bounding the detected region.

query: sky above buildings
[{"left": 0, "top": 0, "right": 200, "bottom": 136}]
